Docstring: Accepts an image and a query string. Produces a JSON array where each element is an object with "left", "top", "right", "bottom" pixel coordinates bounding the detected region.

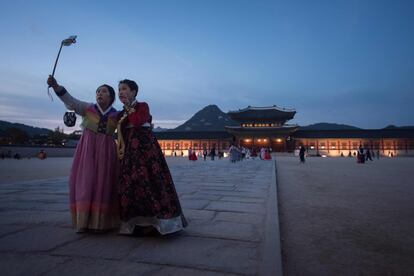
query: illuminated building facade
[{"left": 155, "top": 106, "right": 414, "bottom": 157}]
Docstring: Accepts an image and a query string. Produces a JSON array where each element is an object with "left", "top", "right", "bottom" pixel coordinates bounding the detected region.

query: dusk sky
[{"left": 0, "top": 0, "right": 413, "bottom": 131}]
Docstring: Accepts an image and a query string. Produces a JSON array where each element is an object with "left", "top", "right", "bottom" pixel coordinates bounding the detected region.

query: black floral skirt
[{"left": 118, "top": 127, "right": 187, "bottom": 235}]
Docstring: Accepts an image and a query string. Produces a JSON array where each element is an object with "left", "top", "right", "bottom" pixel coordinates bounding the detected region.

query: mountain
[
  {"left": 0, "top": 120, "right": 52, "bottom": 136},
  {"left": 173, "top": 105, "right": 238, "bottom": 131},
  {"left": 153, "top": 126, "right": 170, "bottom": 132},
  {"left": 299, "top": 122, "right": 361, "bottom": 130}
]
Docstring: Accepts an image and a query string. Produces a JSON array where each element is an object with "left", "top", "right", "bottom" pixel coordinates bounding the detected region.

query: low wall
[
  {"left": 287, "top": 149, "right": 414, "bottom": 157},
  {"left": 0, "top": 145, "right": 76, "bottom": 158}
]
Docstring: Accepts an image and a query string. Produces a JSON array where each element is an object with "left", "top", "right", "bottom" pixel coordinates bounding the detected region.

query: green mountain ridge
[{"left": 0, "top": 120, "right": 52, "bottom": 136}]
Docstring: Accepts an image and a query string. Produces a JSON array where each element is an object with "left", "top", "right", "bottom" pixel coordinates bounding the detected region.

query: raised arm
[{"left": 47, "top": 75, "right": 90, "bottom": 116}]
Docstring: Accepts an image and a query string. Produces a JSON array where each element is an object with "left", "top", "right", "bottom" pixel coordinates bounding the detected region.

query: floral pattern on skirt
[{"left": 118, "top": 127, "right": 187, "bottom": 234}]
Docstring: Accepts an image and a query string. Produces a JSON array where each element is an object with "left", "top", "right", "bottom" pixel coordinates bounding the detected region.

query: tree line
[{"left": 0, "top": 127, "right": 80, "bottom": 146}]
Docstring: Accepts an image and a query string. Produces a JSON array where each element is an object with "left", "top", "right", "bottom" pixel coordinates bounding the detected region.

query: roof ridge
[{"left": 228, "top": 105, "right": 296, "bottom": 113}]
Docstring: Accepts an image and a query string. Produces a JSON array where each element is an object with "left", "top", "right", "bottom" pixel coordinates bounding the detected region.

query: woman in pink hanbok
[{"left": 47, "top": 76, "right": 119, "bottom": 232}]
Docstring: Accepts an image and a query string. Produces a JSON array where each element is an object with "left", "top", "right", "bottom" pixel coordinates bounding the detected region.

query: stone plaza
[
  {"left": 1, "top": 156, "right": 413, "bottom": 275},
  {"left": 0, "top": 158, "right": 282, "bottom": 276}
]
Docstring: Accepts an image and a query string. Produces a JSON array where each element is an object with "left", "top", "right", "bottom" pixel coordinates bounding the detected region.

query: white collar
[{"left": 97, "top": 104, "right": 113, "bottom": 116}]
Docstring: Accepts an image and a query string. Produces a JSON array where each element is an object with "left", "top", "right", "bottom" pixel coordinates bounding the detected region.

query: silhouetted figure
[
  {"left": 251, "top": 148, "right": 257, "bottom": 158},
  {"left": 210, "top": 147, "right": 216, "bottom": 161},
  {"left": 203, "top": 148, "right": 208, "bottom": 161},
  {"left": 38, "top": 150, "right": 47, "bottom": 160},
  {"left": 188, "top": 147, "right": 192, "bottom": 160},
  {"left": 264, "top": 149, "right": 272, "bottom": 160},
  {"left": 366, "top": 149, "right": 373, "bottom": 161},
  {"left": 357, "top": 146, "right": 365, "bottom": 163},
  {"left": 299, "top": 146, "right": 306, "bottom": 163}
]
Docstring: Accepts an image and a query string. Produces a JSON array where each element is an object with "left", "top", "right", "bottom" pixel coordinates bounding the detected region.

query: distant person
[
  {"left": 229, "top": 144, "right": 238, "bottom": 163},
  {"left": 299, "top": 146, "right": 306, "bottom": 163},
  {"left": 371, "top": 150, "right": 375, "bottom": 159},
  {"left": 348, "top": 151, "right": 352, "bottom": 157},
  {"left": 210, "top": 147, "right": 216, "bottom": 161},
  {"left": 237, "top": 147, "right": 242, "bottom": 161},
  {"left": 264, "top": 149, "right": 272, "bottom": 160},
  {"left": 0, "top": 151, "right": 5, "bottom": 159},
  {"left": 13, "top": 153, "right": 21, "bottom": 160},
  {"left": 377, "top": 150, "right": 380, "bottom": 159},
  {"left": 246, "top": 148, "right": 251, "bottom": 159},
  {"left": 366, "top": 149, "right": 373, "bottom": 161},
  {"left": 189, "top": 151, "right": 197, "bottom": 161},
  {"left": 188, "top": 147, "right": 192, "bottom": 160},
  {"left": 203, "top": 148, "right": 208, "bottom": 161},
  {"left": 38, "top": 150, "right": 47, "bottom": 160},
  {"left": 251, "top": 148, "right": 257, "bottom": 158},
  {"left": 357, "top": 146, "right": 365, "bottom": 163},
  {"left": 260, "top": 147, "right": 265, "bottom": 160}
]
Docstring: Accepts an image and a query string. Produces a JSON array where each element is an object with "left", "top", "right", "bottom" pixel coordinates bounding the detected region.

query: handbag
[{"left": 63, "top": 111, "right": 77, "bottom": 127}]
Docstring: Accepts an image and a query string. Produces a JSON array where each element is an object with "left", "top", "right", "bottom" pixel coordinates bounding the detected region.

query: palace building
[{"left": 155, "top": 105, "right": 414, "bottom": 157}]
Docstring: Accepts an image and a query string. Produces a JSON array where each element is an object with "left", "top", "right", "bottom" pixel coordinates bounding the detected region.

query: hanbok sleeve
[
  {"left": 54, "top": 86, "right": 91, "bottom": 116},
  {"left": 128, "top": 102, "right": 152, "bottom": 126}
]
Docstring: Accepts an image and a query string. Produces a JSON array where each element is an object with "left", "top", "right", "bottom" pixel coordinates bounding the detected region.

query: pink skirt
[{"left": 69, "top": 128, "right": 119, "bottom": 231}]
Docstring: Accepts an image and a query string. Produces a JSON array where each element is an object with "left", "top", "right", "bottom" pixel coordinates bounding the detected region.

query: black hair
[
  {"left": 96, "top": 84, "right": 116, "bottom": 105},
  {"left": 119, "top": 79, "right": 139, "bottom": 97}
]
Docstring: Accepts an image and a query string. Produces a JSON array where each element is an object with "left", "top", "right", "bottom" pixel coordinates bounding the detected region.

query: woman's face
[
  {"left": 118, "top": 83, "right": 136, "bottom": 105},
  {"left": 96, "top": 86, "right": 112, "bottom": 108}
]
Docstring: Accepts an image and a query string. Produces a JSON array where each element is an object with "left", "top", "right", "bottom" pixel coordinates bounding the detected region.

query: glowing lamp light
[
  {"left": 264, "top": 139, "right": 267, "bottom": 142},
  {"left": 276, "top": 138, "right": 282, "bottom": 143},
  {"left": 310, "top": 146, "right": 315, "bottom": 149},
  {"left": 321, "top": 146, "right": 325, "bottom": 149}
]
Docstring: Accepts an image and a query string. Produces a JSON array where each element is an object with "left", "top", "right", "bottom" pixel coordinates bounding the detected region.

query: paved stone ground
[
  {"left": 0, "top": 158, "right": 282, "bottom": 276},
  {"left": 276, "top": 156, "right": 414, "bottom": 276}
]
